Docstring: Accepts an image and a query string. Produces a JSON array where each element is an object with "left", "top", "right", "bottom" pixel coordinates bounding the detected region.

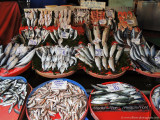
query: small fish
[
  {"left": 4, "top": 43, "right": 12, "bottom": 56},
  {"left": 7, "top": 57, "right": 19, "bottom": 70},
  {"left": 150, "top": 45, "right": 156, "bottom": 58},
  {"left": 102, "top": 26, "right": 110, "bottom": 46},
  {"left": 88, "top": 43, "right": 95, "bottom": 59},
  {"left": 144, "top": 45, "right": 150, "bottom": 57},
  {"left": 138, "top": 45, "right": 145, "bottom": 57},
  {"left": 108, "top": 57, "right": 115, "bottom": 72},
  {"left": 109, "top": 43, "right": 117, "bottom": 57},
  {"left": 102, "top": 56, "right": 108, "bottom": 70},
  {"left": 103, "top": 43, "right": 109, "bottom": 58},
  {"left": 50, "top": 32, "right": 57, "bottom": 43},
  {"left": 115, "top": 47, "right": 123, "bottom": 63},
  {"left": 95, "top": 56, "right": 101, "bottom": 71}
]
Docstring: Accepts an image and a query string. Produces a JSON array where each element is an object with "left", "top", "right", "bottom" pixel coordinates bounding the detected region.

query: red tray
[
  {"left": 0, "top": 61, "right": 31, "bottom": 77},
  {"left": 150, "top": 84, "right": 160, "bottom": 118},
  {"left": 136, "top": 69, "right": 160, "bottom": 78},
  {"left": 89, "top": 81, "right": 152, "bottom": 120}
]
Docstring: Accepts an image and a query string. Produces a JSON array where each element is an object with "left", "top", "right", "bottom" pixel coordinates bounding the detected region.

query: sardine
[
  {"left": 150, "top": 45, "right": 156, "bottom": 58},
  {"left": 108, "top": 57, "right": 115, "bottom": 72},
  {"left": 109, "top": 43, "right": 117, "bottom": 57},
  {"left": 102, "top": 56, "right": 108, "bottom": 70},
  {"left": 115, "top": 47, "right": 123, "bottom": 63},
  {"left": 103, "top": 43, "right": 109, "bottom": 58},
  {"left": 88, "top": 43, "right": 95, "bottom": 59},
  {"left": 95, "top": 56, "right": 101, "bottom": 71}
]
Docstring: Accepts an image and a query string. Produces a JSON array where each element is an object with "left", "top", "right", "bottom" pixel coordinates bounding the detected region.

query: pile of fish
[
  {"left": 0, "top": 78, "right": 27, "bottom": 114},
  {"left": 27, "top": 81, "right": 87, "bottom": 120},
  {"left": 75, "top": 41, "right": 124, "bottom": 72},
  {"left": 36, "top": 45, "right": 77, "bottom": 74},
  {"left": 152, "top": 87, "right": 160, "bottom": 110},
  {"left": 38, "top": 10, "right": 52, "bottom": 27},
  {"left": 129, "top": 42, "right": 160, "bottom": 73},
  {"left": 114, "top": 28, "right": 142, "bottom": 45},
  {"left": 73, "top": 8, "right": 90, "bottom": 24},
  {"left": 91, "top": 83, "right": 149, "bottom": 111},
  {"left": 0, "top": 42, "right": 35, "bottom": 71},
  {"left": 25, "top": 9, "right": 38, "bottom": 27}
]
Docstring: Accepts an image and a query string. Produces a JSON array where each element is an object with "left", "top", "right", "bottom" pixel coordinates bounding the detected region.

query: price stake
[
  {"left": 106, "top": 82, "right": 125, "bottom": 92},
  {"left": 51, "top": 80, "right": 67, "bottom": 90}
]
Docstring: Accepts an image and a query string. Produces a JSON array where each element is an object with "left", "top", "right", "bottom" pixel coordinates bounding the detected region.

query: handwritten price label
[
  {"left": 106, "top": 82, "right": 125, "bottom": 92},
  {"left": 95, "top": 49, "right": 103, "bottom": 56},
  {"left": 99, "top": 19, "right": 107, "bottom": 25},
  {"left": 28, "top": 39, "right": 37, "bottom": 45},
  {"left": 126, "top": 20, "right": 134, "bottom": 25},
  {"left": 51, "top": 80, "right": 67, "bottom": 90},
  {"left": 57, "top": 48, "right": 67, "bottom": 56}
]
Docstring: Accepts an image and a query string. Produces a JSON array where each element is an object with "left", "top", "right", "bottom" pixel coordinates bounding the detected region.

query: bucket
[
  {"left": 0, "top": 76, "right": 31, "bottom": 120},
  {"left": 150, "top": 84, "right": 160, "bottom": 118},
  {"left": 89, "top": 81, "right": 152, "bottom": 120},
  {"left": 26, "top": 78, "right": 88, "bottom": 120}
]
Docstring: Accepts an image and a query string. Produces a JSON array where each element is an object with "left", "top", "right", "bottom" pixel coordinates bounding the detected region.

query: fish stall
[
  {"left": 89, "top": 82, "right": 151, "bottom": 120},
  {"left": 26, "top": 78, "right": 88, "bottom": 120},
  {"left": 0, "top": 76, "right": 32, "bottom": 120}
]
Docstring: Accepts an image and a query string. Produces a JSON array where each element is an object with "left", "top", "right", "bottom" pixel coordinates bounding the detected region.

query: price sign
[
  {"left": 51, "top": 80, "right": 67, "bottom": 90},
  {"left": 28, "top": 39, "right": 37, "bottom": 45},
  {"left": 95, "top": 49, "right": 103, "bottom": 56},
  {"left": 99, "top": 19, "right": 107, "bottom": 25},
  {"left": 57, "top": 48, "right": 67, "bottom": 56},
  {"left": 126, "top": 20, "right": 134, "bottom": 25},
  {"left": 106, "top": 82, "right": 125, "bottom": 92}
]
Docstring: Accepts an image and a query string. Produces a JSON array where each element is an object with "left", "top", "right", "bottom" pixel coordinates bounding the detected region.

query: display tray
[
  {"left": 0, "top": 61, "right": 31, "bottom": 77},
  {"left": 0, "top": 76, "right": 32, "bottom": 120},
  {"left": 35, "top": 70, "right": 76, "bottom": 78},
  {"left": 89, "top": 81, "right": 152, "bottom": 120},
  {"left": 26, "top": 78, "right": 88, "bottom": 120},
  {"left": 150, "top": 84, "right": 160, "bottom": 118},
  {"left": 136, "top": 69, "right": 160, "bottom": 78}
]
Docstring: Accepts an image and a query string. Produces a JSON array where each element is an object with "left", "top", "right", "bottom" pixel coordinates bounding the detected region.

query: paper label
[
  {"left": 51, "top": 80, "right": 67, "bottom": 90},
  {"left": 95, "top": 49, "right": 103, "bottom": 56},
  {"left": 61, "top": 31, "right": 69, "bottom": 39},
  {"left": 57, "top": 48, "right": 67, "bottom": 56},
  {"left": 106, "top": 82, "right": 125, "bottom": 92},
  {"left": 155, "top": 56, "right": 160, "bottom": 64},
  {"left": 28, "top": 39, "right": 37, "bottom": 45},
  {"left": 126, "top": 20, "right": 134, "bottom": 25},
  {"left": 106, "top": 10, "right": 114, "bottom": 18},
  {"left": 131, "top": 38, "right": 140, "bottom": 45},
  {"left": 99, "top": 19, "right": 107, "bottom": 25},
  {"left": 81, "top": 1, "right": 106, "bottom": 9}
]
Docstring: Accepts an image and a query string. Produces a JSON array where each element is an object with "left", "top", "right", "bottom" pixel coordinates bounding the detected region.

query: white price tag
[
  {"left": 28, "top": 39, "right": 37, "bottom": 45},
  {"left": 61, "top": 31, "right": 69, "bottom": 39},
  {"left": 99, "top": 19, "right": 107, "bottom": 25},
  {"left": 51, "top": 80, "right": 67, "bottom": 90},
  {"left": 106, "top": 82, "right": 125, "bottom": 92},
  {"left": 95, "top": 49, "right": 103, "bottom": 56},
  {"left": 106, "top": 10, "right": 114, "bottom": 18},
  {"left": 57, "top": 48, "right": 67, "bottom": 56},
  {"left": 131, "top": 38, "right": 140, "bottom": 45},
  {"left": 126, "top": 20, "right": 134, "bottom": 25}
]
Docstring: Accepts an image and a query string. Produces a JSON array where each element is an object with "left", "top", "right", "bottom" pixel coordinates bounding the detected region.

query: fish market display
[
  {"left": 0, "top": 78, "right": 27, "bottom": 114},
  {"left": 129, "top": 41, "right": 160, "bottom": 73},
  {"left": 0, "top": 42, "right": 35, "bottom": 71},
  {"left": 152, "top": 86, "right": 160, "bottom": 111},
  {"left": 35, "top": 45, "right": 77, "bottom": 74},
  {"left": 27, "top": 80, "right": 87, "bottom": 120},
  {"left": 75, "top": 41, "right": 128, "bottom": 75},
  {"left": 25, "top": 9, "right": 38, "bottom": 27},
  {"left": 91, "top": 82, "right": 149, "bottom": 111}
]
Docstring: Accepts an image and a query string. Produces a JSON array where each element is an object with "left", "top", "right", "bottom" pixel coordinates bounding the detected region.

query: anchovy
[
  {"left": 150, "top": 45, "right": 156, "bottom": 58},
  {"left": 115, "top": 47, "right": 123, "bottom": 63},
  {"left": 103, "top": 43, "right": 109, "bottom": 58},
  {"left": 88, "top": 43, "right": 95, "bottom": 59},
  {"left": 95, "top": 56, "right": 101, "bottom": 71},
  {"left": 102, "top": 56, "right": 108, "bottom": 70},
  {"left": 110, "top": 43, "right": 117, "bottom": 57}
]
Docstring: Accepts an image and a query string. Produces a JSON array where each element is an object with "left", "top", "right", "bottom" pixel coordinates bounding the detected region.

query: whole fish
[
  {"left": 150, "top": 45, "right": 156, "bottom": 58},
  {"left": 108, "top": 57, "right": 115, "bottom": 72},
  {"left": 7, "top": 57, "right": 19, "bottom": 70},
  {"left": 4, "top": 43, "right": 12, "bottom": 56},
  {"left": 114, "top": 33, "right": 124, "bottom": 45},
  {"left": 10, "top": 43, "right": 20, "bottom": 56},
  {"left": 102, "top": 26, "right": 110, "bottom": 46},
  {"left": 95, "top": 56, "right": 101, "bottom": 71},
  {"left": 50, "top": 32, "right": 57, "bottom": 43},
  {"left": 144, "top": 45, "right": 150, "bottom": 57},
  {"left": 109, "top": 43, "right": 117, "bottom": 57},
  {"left": 103, "top": 43, "right": 109, "bottom": 58},
  {"left": 88, "top": 43, "right": 95, "bottom": 59},
  {"left": 84, "top": 23, "right": 93, "bottom": 43},
  {"left": 138, "top": 45, "right": 145, "bottom": 57},
  {"left": 115, "top": 47, "right": 123, "bottom": 63},
  {"left": 102, "top": 56, "right": 108, "bottom": 70},
  {"left": 6, "top": 55, "right": 16, "bottom": 66},
  {"left": 80, "top": 45, "right": 93, "bottom": 60}
]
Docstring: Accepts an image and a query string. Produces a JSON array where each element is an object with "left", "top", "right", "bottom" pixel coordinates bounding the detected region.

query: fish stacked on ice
[
  {"left": 0, "top": 79, "right": 27, "bottom": 114},
  {"left": 0, "top": 43, "right": 35, "bottom": 71},
  {"left": 36, "top": 45, "right": 77, "bottom": 74},
  {"left": 27, "top": 81, "right": 87, "bottom": 120}
]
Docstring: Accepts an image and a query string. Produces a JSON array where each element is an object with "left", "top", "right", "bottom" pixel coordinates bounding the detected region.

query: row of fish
[
  {"left": 129, "top": 42, "right": 160, "bottom": 73},
  {"left": 91, "top": 83, "right": 148, "bottom": 110},
  {"left": 0, "top": 78, "right": 27, "bottom": 114},
  {"left": 152, "top": 87, "right": 160, "bottom": 110},
  {"left": 75, "top": 41, "right": 124, "bottom": 72},
  {"left": 27, "top": 81, "right": 87, "bottom": 120},
  {"left": 0, "top": 43, "right": 35, "bottom": 71},
  {"left": 39, "top": 10, "right": 52, "bottom": 27},
  {"left": 36, "top": 45, "right": 77, "bottom": 73},
  {"left": 25, "top": 9, "right": 38, "bottom": 28}
]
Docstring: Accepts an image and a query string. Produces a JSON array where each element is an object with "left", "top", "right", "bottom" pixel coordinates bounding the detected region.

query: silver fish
[
  {"left": 10, "top": 43, "right": 20, "bottom": 56},
  {"left": 130, "top": 47, "right": 137, "bottom": 60},
  {"left": 95, "top": 56, "right": 101, "bottom": 71},
  {"left": 88, "top": 43, "right": 95, "bottom": 59},
  {"left": 103, "top": 43, "right": 109, "bottom": 58},
  {"left": 7, "top": 57, "right": 19, "bottom": 70},
  {"left": 7, "top": 55, "right": 16, "bottom": 66},
  {"left": 46, "top": 54, "right": 51, "bottom": 62},
  {"left": 80, "top": 45, "right": 93, "bottom": 60},
  {"left": 127, "top": 38, "right": 132, "bottom": 47},
  {"left": 102, "top": 56, "right": 108, "bottom": 70},
  {"left": 150, "top": 45, "right": 156, "bottom": 58},
  {"left": 109, "top": 43, "right": 117, "bottom": 57},
  {"left": 50, "top": 32, "right": 57, "bottom": 43},
  {"left": 73, "top": 30, "right": 77, "bottom": 40},
  {"left": 138, "top": 45, "right": 145, "bottom": 57},
  {"left": 108, "top": 57, "right": 115, "bottom": 72},
  {"left": 4, "top": 42, "right": 12, "bottom": 56},
  {"left": 144, "top": 45, "right": 150, "bottom": 57},
  {"left": 114, "top": 33, "right": 124, "bottom": 44},
  {"left": 115, "top": 47, "right": 123, "bottom": 63}
]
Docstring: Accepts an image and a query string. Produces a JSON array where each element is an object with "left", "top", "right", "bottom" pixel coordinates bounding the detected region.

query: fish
[
  {"left": 150, "top": 45, "right": 156, "bottom": 58},
  {"left": 84, "top": 23, "right": 93, "bottom": 43},
  {"left": 73, "top": 30, "right": 77, "bottom": 40},
  {"left": 109, "top": 43, "right": 117, "bottom": 57},
  {"left": 108, "top": 57, "right": 115, "bottom": 72},
  {"left": 127, "top": 38, "right": 132, "bottom": 47},
  {"left": 144, "top": 45, "right": 150, "bottom": 57},
  {"left": 88, "top": 43, "right": 95, "bottom": 59},
  {"left": 4, "top": 43, "right": 12, "bottom": 56},
  {"left": 50, "top": 32, "right": 57, "bottom": 43},
  {"left": 6, "top": 55, "right": 16, "bottom": 66},
  {"left": 138, "top": 45, "right": 145, "bottom": 57},
  {"left": 114, "top": 33, "right": 124, "bottom": 45},
  {"left": 102, "top": 56, "right": 108, "bottom": 70},
  {"left": 10, "top": 43, "right": 20, "bottom": 56},
  {"left": 102, "top": 26, "right": 110, "bottom": 46},
  {"left": 103, "top": 43, "right": 109, "bottom": 58},
  {"left": 115, "top": 47, "right": 123, "bottom": 63},
  {"left": 95, "top": 56, "right": 101, "bottom": 71},
  {"left": 80, "top": 45, "right": 93, "bottom": 60}
]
